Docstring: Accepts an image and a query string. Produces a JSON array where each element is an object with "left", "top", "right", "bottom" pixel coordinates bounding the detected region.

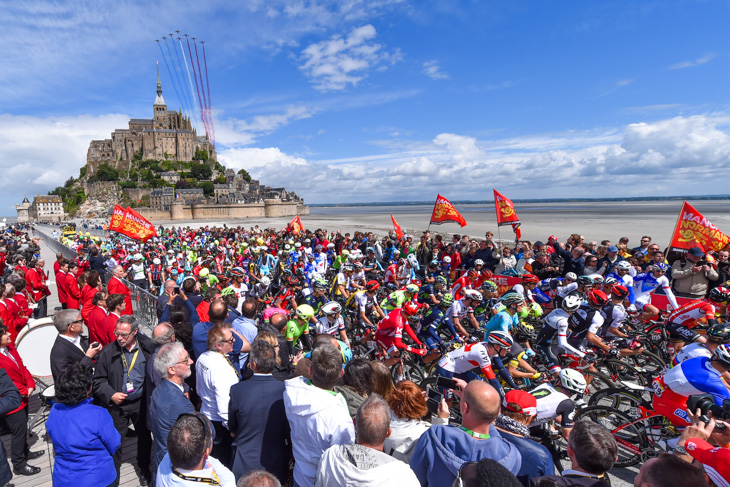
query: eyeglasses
[
  {"left": 219, "top": 337, "right": 235, "bottom": 344},
  {"left": 115, "top": 330, "right": 133, "bottom": 338},
  {"left": 452, "top": 461, "right": 479, "bottom": 487},
  {"left": 176, "top": 355, "right": 191, "bottom": 365},
  {"left": 70, "top": 318, "right": 84, "bottom": 326}
]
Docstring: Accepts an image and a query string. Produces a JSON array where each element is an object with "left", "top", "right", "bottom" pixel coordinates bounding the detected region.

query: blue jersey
[
  {"left": 662, "top": 356, "right": 729, "bottom": 406},
  {"left": 485, "top": 310, "right": 520, "bottom": 334},
  {"left": 417, "top": 283, "right": 436, "bottom": 304},
  {"left": 606, "top": 272, "right": 635, "bottom": 304}
]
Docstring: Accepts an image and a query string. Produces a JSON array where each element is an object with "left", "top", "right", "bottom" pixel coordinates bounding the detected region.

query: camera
[{"left": 687, "top": 394, "right": 730, "bottom": 427}]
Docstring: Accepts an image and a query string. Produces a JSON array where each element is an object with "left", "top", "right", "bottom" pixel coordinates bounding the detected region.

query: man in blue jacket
[{"left": 409, "top": 380, "right": 521, "bottom": 486}]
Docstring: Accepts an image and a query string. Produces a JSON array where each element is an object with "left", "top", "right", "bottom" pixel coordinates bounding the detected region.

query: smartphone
[
  {"left": 173, "top": 287, "right": 180, "bottom": 294},
  {"left": 90, "top": 342, "right": 101, "bottom": 349},
  {"left": 436, "top": 377, "right": 459, "bottom": 390},
  {"left": 426, "top": 388, "right": 443, "bottom": 416}
]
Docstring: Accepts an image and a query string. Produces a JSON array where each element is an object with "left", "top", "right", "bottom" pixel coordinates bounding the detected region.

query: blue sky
[{"left": 2, "top": 0, "right": 730, "bottom": 212}]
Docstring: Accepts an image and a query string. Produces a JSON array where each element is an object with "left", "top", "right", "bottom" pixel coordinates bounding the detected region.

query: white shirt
[
  {"left": 59, "top": 334, "right": 83, "bottom": 351},
  {"left": 156, "top": 453, "right": 236, "bottom": 487},
  {"left": 195, "top": 351, "right": 239, "bottom": 428}
]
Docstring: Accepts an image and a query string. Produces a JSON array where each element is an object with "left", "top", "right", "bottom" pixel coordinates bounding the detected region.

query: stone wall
[
  {"left": 263, "top": 199, "right": 299, "bottom": 218},
  {"left": 136, "top": 200, "right": 308, "bottom": 222},
  {"left": 124, "top": 188, "right": 152, "bottom": 202},
  {"left": 83, "top": 181, "right": 117, "bottom": 195}
]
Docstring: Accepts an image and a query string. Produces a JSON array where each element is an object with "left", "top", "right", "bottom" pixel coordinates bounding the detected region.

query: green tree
[
  {"left": 237, "top": 168, "right": 252, "bottom": 182},
  {"left": 139, "top": 195, "right": 151, "bottom": 207},
  {"left": 79, "top": 166, "right": 87, "bottom": 178},
  {"left": 149, "top": 178, "right": 168, "bottom": 188},
  {"left": 214, "top": 175, "right": 226, "bottom": 184},
  {"left": 120, "top": 180, "right": 138, "bottom": 189},
  {"left": 95, "top": 163, "right": 119, "bottom": 181},
  {"left": 190, "top": 162, "right": 212, "bottom": 180},
  {"left": 175, "top": 179, "right": 191, "bottom": 189},
  {"left": 194, "top": 149, "right": 209, "bottom": 161},
  {"left": 200, "top": 181, "right": 215, "bottom": 197},
  {"left": 63, "top": 177, "right": 75, "bottom": 188}
]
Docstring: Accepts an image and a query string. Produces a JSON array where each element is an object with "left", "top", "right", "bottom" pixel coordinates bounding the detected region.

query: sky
[{"left": 2, "top": 0, "right": 730, "bottom": 212}]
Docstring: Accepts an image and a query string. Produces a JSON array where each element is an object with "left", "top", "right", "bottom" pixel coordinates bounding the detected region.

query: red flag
[
  {"left": 116, "top": 207, "right": 158, "bottom": 242},
  {"left": 108, "top": 204, "right": 126, "bottom": 232},
  {"left": 430, "top": 194, "right": 467, "bottom": 227},
  {"left": 669, "top": 202, "right": 730, "bottom": 253},
  {"left": 289, "top": 215, "right": 303, "bottom": 236},
  {"left": 493, "top": 189, "right": 521, "bottom": 239},
  {"left": 391, "top": 214, "right": 404, "bottom": 240}
]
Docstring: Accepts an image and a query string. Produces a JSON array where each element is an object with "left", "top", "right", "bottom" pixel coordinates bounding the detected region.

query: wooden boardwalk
[{"left": 3, "top": 237, "right": 146, "bottom": 486}]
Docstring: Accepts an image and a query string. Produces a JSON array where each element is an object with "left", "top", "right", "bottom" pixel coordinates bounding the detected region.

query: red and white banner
[
  {"left": 116, "top": 207, "right": 157, "bottom": 242},
  {"left": 108, "top": 204, "right": 126, "bottom": 232},
  {"left": 430, "top": 194, "right": 467, "bottom": 227},
  {"left": 494, "top": 189, "right": 522, "bottom": 239},
  {"left": 288, "top": 215, "right": 303, "bottom": 235},
  {"left": 669, "top": 201, "right": 730, "bottom": 253},
  {"left": 391, "top": 214, "right": 404, "bottom": 240}
]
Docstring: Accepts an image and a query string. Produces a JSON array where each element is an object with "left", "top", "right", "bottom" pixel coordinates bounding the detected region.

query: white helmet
[
  {"left": 561, "top": 294, "right": 582, "bottom": 312},
  {"left": 559, "top": 369, "right": 587, "bottom": 394},
  {"left": 464, "top": 289, "right": 483, "bottom": 303},
  {"left": 260, "top": 276, "right": 271, "bottom": 287},
  {"left": 444, "top": 256, "right": 452, "bottom": 263},
  {"left": 474, "top": 259, "right": 484, "bottom": 266},
  {"left": 152, "top": 257, "right": 161, "bottom": 265},
  {"left": 134, "top": 253, "right": 143, "bottom": 260},
  {"left": 327, "top": 243, "right": 335, "bottom": 249},
  {"left": 565, "top": 272, "right": 578, "bottom": 281},
  {"left": 616, "top": 261, "right": 631, "bottom": 271},
  {"left": 322, "top": 301, "right": 342, "bottom": 315}
]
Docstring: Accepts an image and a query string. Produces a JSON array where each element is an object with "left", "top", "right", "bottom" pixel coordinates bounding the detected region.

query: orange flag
[
  {"left": 289, "top": 215, "right": 303, "bottom": 235},
  {"left": 430, "top": 194, "right": 467, "bottom": 227},
  {"left": 108, "top": 204, "right": 126, "bottom": 232},
  {"left": 116, "top": 207, "right": 158, "bottom": 242},
  {"left": 669, "top": 201, "right": 729, "bottom": 253},
  {"left": 493, "top": 189, "right": 522, "bottom": 239},
  {"left": 391, "top": 214, "right": 404, "bottom": 240}
]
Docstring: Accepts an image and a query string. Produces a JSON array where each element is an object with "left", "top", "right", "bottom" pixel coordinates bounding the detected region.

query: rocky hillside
[{"left": 75, "top": 183, "right": 123, "bottom": 219}]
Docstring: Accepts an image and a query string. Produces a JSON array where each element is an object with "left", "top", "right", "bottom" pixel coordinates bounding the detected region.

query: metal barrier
[{"left": 32, "top": 227, "right": 158, "bottom": 331}]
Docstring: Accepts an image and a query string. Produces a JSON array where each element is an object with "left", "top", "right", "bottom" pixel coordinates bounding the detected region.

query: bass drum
[{"left": 15, "top": 317, "right": 57, "bottom": 378}]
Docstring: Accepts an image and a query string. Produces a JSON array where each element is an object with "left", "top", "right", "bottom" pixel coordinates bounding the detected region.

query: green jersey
[{"left": 285, "top": 319, "right": 309, "bottom": 345}]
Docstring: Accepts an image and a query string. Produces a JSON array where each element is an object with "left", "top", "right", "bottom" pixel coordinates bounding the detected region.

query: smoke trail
[
  {"left": 157, "top": 41, "right": 185, "bottom": 118},
  {"left": 192, "top": 40, "right": 209, "bottom": 128},
  {"left": 165, "top": 37, "right": 192, "bottom": 121},
  {"left": 201, "top": 42, "right": 215, "bottom": 144},
  {"left": 178, "top": 37, "right": 201, "bottom": 133},
  {"left": 186, "top": 36, "right": 208, "bottom": 138}
]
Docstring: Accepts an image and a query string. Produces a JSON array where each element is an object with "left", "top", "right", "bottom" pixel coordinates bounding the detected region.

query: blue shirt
[
  {"left": 231, "top": 316, "right": 259, "bottom": 367},
  {"left": 192, "top": 321, "right": 244, "bottom": 372},
  {"left": 46, "top": 399, "right": 120, "bottom": 487},
  {"left": 500, "top": 429, "right": 554, "bottom": 485},
  {"left": 485, "top": 310, "right": 520, "bottom": 334}
]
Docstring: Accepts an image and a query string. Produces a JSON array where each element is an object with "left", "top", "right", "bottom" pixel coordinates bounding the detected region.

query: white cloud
[
  {"left": 299, "top": 24, "right": 402, "bottom": 91},
  {"left": 215, "top": 105, "right": 318, "bottom": 147},
  {"left": 600, "top": 79, "right": 634, "bottom": 96},
  {"left": 422, "top": 60, "right": 449, "bottom": 80},
  {"left": 668, "top": 53, "right": 716, "bottom": 70}
]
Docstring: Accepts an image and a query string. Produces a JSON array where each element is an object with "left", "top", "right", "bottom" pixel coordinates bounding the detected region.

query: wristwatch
[{"left": 674, "top": 445, "right": 689, "bottom": 455}]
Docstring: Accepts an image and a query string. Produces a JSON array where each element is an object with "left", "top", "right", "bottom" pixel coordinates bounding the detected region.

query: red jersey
[{"left": 667, "top": 299, "right": 716, "bottom": 328}]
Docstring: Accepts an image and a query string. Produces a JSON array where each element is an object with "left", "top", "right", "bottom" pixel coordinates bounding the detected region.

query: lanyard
[
  {"left": 217, "top": 352, "right": 238, "bottom": 376},
  {"left": 120, "top": 349, "right": 139, "bottom": 375},
  {"left": 171, "top": 466, "right": 221, "bottom": 485},
  {"left": 459, "top": 426, "right": 490, "bottom": 440}
]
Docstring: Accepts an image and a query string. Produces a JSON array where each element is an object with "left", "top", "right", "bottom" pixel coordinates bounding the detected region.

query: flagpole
[
  {"left": 426, "top": 195, "right": 439, "bottom": 233},
  {"left": 497, "top": 225, "right": 503, "bottom": 249}
]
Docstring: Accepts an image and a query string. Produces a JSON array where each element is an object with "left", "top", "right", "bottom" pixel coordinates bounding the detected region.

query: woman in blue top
[{"left": 46, "top": 362, "right": 120, "bottom": 487}]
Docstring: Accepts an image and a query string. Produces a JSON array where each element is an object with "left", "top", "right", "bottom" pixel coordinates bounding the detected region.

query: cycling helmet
[
  {"left": 393, "top": 249, "right": 401, "bottom": 256},
  {"left": 577, "top": 276, "right": 593, "bottom": 287},
  {"left": 366, "top": 280, "right": 380, "bottom": 292},
  {"left": 708, "top": 286, "right": 730, "bottom": 304},
  {"left": 199, "top": 268, "right": 210, "bottom": 278},
  {"left": 522, "top": 274, "right": 539, "bottom": 284},
  {"left": 353, "top": 262, "right": 364, "bottom": 269},
  {"left": 295, "top": 304, "right": 315, "bottom": 320},
  {"left": 259, "top": 276, "right": 271, "bottom": 287},
  {"left": 327, "top": 243, "right": 335, "bottom": 249},
  {"left": 221, "top": 287, "right": 235, "bottom": 297},
  {"left": 440, "top": 294, "right": 454, "bottom": 308},
  {"left": 500, "top": 292, "right": 524, "bottom": 307},
  {"left": 511, "top": 322, "right": 536, "bottom": 343},
  {"left": 610, "top": 285, "right": 630, "bottom": 300},
  {"left": 650, "top": 263, "right": 669, "bottom": 274},
  {"left": 592, "top": 276, "right": 604, "bottom": 285},
  {"left": 230, "top": 267, "right": 245, "bottom": 277},
  {"left": 405, "top": 284, "right": 419, "bottom": 294},
  {"left": 152, "top": 257, "right": 161, "bottom": 265},
  {"left": 565, "top": 272, "right": 578, "bottom": 281},
  {"left": 467, "top": 269, "right": 479, "bottom": 278},
  {"left": 443, "top": 256, "right": 452, "bottom": 264},
  {"left": 434, "top": 276, "right": 448, "bottom": 288},
  {"left": 474, "top": 259, "right": 485, "bottom": 266},
  {"left": 707, "top": 323, "right": 730, "bottom": 344},
  {"left": 488, "top": 331, "right": 514, "bottom": 349},
  {"left": 429, "top": 259, "right": 440, "bottom": 267},
  {"left": 561, "top": 294, "right": 583, "bottom": 312},
  {"left": 342, "top": 249, "right": 350, "bottom": 256},
  {"left": 559, "top": 369, "right": 587, "bottom": 394},
  {"left": 616, "top": 261, "right": 632, "bottom": 272},
  {"left": 403, "top": 301, "right": 420, "bottom": 316},
  {"left": 287, "top": 276, "right": 301, "bottom": 287},
  {"left": 712, "top": 343, "right": 730, "bottom": 366},
  {"left": 322, "top": 301, "right": 342, "bottom": 315},
  {"left": 481, "top": 280, "right": 498, "bottom": 293},
  {"left": 587, "top": 289, "right": 609, "bottom": 308},
  {"left": 464, "top": 289, "right": 483, "bottom": 303},
  {"left": 604, "top": 276, "right": 618, "bottom": 286},
  {"left": 312, "top": 277, "right": 327, "bottom": 290},
  {"left": 343, "top": 264, "right": 354, "bottom": 272}
]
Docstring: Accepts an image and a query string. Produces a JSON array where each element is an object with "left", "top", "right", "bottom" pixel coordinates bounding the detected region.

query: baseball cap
[
  {"left": 607, "top": 245, "right": 619, "bottom": 253},
  {"left": 688, "top": 247, "right": 705, "bottom": 257},
  {"left": 502, "top": 390, "right": 537, "bottom": 417},
  {"left": 685, "top": 437, "right": 730, "bottom": 487}
]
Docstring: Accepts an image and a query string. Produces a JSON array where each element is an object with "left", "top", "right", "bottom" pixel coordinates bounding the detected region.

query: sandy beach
[{"left": 148, "top": 199, "right": 730, "bottom": 248}]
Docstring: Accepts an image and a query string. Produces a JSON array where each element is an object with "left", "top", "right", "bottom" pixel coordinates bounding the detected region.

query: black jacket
[
  {"left": 530, "top": 474, "right": 610, "bottom": 487},
  {"left": 50, "top": 334, "right": 95, "bottom": 385},
  {"left": 0, "top": 369, "right": 20, "bottom": 486},
  {"left": 258, "top": 322, "right": 293, "bottom": 381},
  {"left": 92, "top": 333, "right": 154, "bottom": 407}
]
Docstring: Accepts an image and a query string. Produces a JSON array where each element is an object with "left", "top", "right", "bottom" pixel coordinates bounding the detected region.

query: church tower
[{"left": 153, "top": 62, "right": 167, "bottom": 127}]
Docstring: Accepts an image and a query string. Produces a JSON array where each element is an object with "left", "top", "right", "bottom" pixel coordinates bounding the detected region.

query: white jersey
[
  {"left": 130, "top": 262, "right": 146, "bottom": 281},
  {"left": 438, "top": 342, "right": 491, "bottom": 374},
  {"left": 446, "top": 299, "right": 472, "bottom": 325},
  {"left": 316, "top": 316, "right": 345, "bottom": 336},
  {"left": 557, "top": 282, "right": 578, "bottom": 299},
  {"left": 227, "top": 283, "right": 248, "bottom": 313},
  {"left": 530, "top": 383, "right": 574, "bottom": 426},
  {"left": 673, "top": 342, "right": 713, "bottom": 365},
  {"left": 544, "top": 308, "right": 571, "bottom": 330}
]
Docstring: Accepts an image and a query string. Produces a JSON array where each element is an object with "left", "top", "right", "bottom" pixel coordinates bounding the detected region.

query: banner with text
[
  {"left": 430, "top": 194, "right": 467, "bottom": 227},
  {"left": 669, "top": 201, "right": 730, "bottom": 253},
  {"left": 117, "top": 207, "right": 157, "bottom": 242},
  {"left": 493, "top": 189, "right": 522, "bottom": 239},
  {"left": 108, "top": 204, "right": 126, "bottom": 232}
]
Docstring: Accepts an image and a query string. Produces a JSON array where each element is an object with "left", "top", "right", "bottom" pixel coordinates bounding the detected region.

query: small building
[
  {"left": 214, "top": 184, "right": 230, "bottom": 200},
  {"left": 15, "top": 197, "right": 31, "bottom": 222},
  {"left": 160, "top": 171, "right": 180, "bottom": 184},
  {"left": 150, "top": 187, "right": 175, "bottom": 210},
  {"left": 29, "top": 195, "right": 64, "bottom": 221},
  {"left": 175, "top": 188, "right": 205, "bottom": 205}
]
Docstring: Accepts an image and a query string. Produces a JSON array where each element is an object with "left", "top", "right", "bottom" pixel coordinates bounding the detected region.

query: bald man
[
  {"left": 107, "top": 266, "right": 132, "bottom": 315},
  {"left": 410, "top": 380, "right": 522, "bottom": 486}
]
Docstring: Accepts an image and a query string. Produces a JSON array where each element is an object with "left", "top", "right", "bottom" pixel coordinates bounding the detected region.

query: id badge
[{"left": 126, "top": 382, "right": 135, "bottom": 393}]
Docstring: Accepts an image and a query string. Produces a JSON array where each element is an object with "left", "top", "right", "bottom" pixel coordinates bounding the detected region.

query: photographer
[
  {"left": 671, "top": 246, "right": 719, "bottom": 299},
  {"left": 672, "top": 408, "right": 730, "bottom": 487}
]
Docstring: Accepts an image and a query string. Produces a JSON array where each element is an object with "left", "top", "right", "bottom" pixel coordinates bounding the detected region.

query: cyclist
[
  {"left": 596, "top": 284, "right": 644, "bottom": 358},
  {"left": 452, "top": 269, "right": 478, "bottom": 300},
  {"left": 652, "top": 344, "right": 730, "bottom": 426},
  {"left": 273, "top": 275, "right": 301, "bottom": 312},
  {"left": 417, "top": 275, "right": 446, "bottom": 306},
  {"left": 446, "top": 289, "right": 484, "bottom": 338},
  {"left": 500, "top": 327, "right": 543, "bottom": 386},
  {"left": 535, "top": 295, "right": 583, "bottom": 377},
  {"left": 513, "top": 274, "right": 540, "bottom": 304},
  {"left": 374, "top": 301, "right": 426, "bottom": 369},
  {"left": 226, "top": 267, "right": 249, "bottom": 312},
  {"left": 417, "top": 294, "right": 462, "bottom": 355},
  {"left": 530, "top": 368, "right": 586, "bottom": 441},
  {"left": 484, "top": 292, "right": 524, "bottom": 335},
  {"left": 563, "top": 289, "right": 618, "bottom": 360},
  {"left": 665, "top": 286, "right": 730, "bottom": 354},
  {"left": 332, "top": 264, "right": 353, "bottom": 303},
  {"left": 285, "top": 304, "right": 314, "bottom": 354},
  {"left": 354, "top": 280, "right": 385, "bottom": 328},
  {"left": 315, "top": 301, "right": 350, "bottom": 347},
  {"left": 474, "top": 280, "right": 501, "bottom": 326},
  {"left": 435, "top": 331, "right": 511, "bottom": 395},
  {"left": 672, "top": 323, "right": 730, "bottom": 368},
  {"left": 249, "top": 275, "right": 272, "bottom": 309},
  {"left": 606, "top": 260, "right": 635, "bottom": 304},
  {"left": 380, "top": 283, "right": 419, "bottom": 317},
  {"left": 632, "top": 263, "right": 678, "bottom": 322}
]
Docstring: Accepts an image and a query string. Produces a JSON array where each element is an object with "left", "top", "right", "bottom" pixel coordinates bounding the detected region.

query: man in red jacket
[
  {"left": 100, "top": 294, "right": 126, "bottom": 346},
  {"left": 107, "top": 266, "right": 133, "bottom": 316},
  {"left": 64, "top": 262, "right": 82, "bottom": 310},
  {"left": 0, "top": 324, "right": 43, "bottom": 476},
  {"left": 55, "top": 259, "right": 69, "bottom": 310},
  {"left": 88, "top": 291, "right": 110, "bottom": 345}
]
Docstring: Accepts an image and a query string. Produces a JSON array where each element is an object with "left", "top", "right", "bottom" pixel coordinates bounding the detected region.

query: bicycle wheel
[
  {"left": 391, "top": 359, "right": 425, "bottom": 384},
  {"left": 588, "top": 387, "right": 644, "bottom": 413},
  {"left": 574, "top": 405, "right": 647, "bottom": 467},
  {"left": 582, "top": 370, "right": 615, "bottom": 396},
  {"left": 596, "top": 358, "right": 650, "bottom": 387},
  {"left": 629, "top": 351, "right": 666, "bottom": 377}
]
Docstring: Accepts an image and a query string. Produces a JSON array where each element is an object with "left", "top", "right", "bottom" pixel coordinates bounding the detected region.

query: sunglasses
[{"left": 452, "top": 461, "right": 479, "bottom": 487}]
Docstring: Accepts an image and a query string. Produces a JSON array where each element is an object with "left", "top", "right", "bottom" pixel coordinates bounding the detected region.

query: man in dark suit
[
  {"left": 50, "top": 309, "right": 102, "bottom": 385},
  {"left": 0, "top": 369, "right": 21, "bottom": 486},
  {"left": 149, "top": 341, "right": 195, "bottom": 475},
  {"left": 259, "top": 312, "right": 293, "bottom": 381},
  {"left": 229, "top": 340, "right": 291, "bottom": 484}
]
